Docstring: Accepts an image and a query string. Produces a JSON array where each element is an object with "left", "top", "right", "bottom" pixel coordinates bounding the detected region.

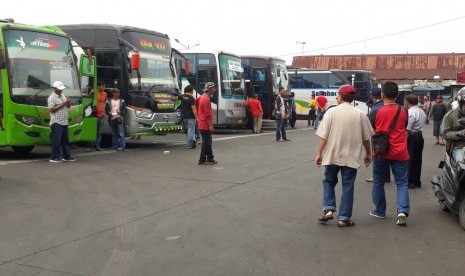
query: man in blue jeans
[
  {"left": 315, "top": 85, "right": 373, "bottom": 227},
  {"left": 369, "top": 82, "right": 410, "bottom": 226},
  {"left": 175, "top": 85, "right": 198, "bottom": 149}
]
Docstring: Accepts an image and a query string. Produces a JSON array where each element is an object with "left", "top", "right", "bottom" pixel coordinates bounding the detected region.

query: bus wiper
[
  {"left": 25, "top": 87, "right": 48, "bottom": 102},
  {"left": 146, "top": 83, "right": 164, "bottom": 94}
]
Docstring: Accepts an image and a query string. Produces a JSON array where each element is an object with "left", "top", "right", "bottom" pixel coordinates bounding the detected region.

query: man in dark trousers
[
  {"left": 366, "top": 87, "right": 391, "bottom": 183},
  {"left": 405, "top": 94, "right": 426, "bottom": 189},
  {"left": 429, "top": 95, "right": 447, "bottom": 145},
  {"left": 197, "top": 82, "right": 217, "bottom": 165}
]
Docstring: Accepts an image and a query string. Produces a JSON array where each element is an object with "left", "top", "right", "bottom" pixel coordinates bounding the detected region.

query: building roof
[{"left": 292, "top": 53, "right": 465, "bottom": 80}]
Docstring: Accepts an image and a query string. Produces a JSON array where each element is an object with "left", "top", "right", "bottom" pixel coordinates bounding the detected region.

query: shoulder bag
[{"left": 372, "top": 105, "right": 401, "bottom": 155}]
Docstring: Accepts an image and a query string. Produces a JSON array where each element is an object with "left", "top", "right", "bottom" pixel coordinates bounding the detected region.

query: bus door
[
  {"left": 78, "top": 54, "right": 98, "bottom": 141},
  {"left": 251, "top": 67, "right": 271, "bottom": 119},
  {"left": 0, "top": 70, "right": 4, "bottom": 145},
  {"left": 197, "top": 65, "right": 218, "bottom": 123}
]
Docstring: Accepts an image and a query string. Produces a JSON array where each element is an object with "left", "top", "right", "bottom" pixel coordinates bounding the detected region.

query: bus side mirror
[
  {"left": 131, "top": 53, "right": 140, "bottom": 71},
  {"left": 184, "top": 60, "right": 190, "bottom": 76},
  {"left": 80, "top": 54, "right": 96, "bottom": 77}
]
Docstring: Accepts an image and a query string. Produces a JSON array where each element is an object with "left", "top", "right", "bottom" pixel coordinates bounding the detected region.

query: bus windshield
[
  {"left": 123, "top": 31, "right": 175, "bottom": 91},
  {"left": 129, "top": 52, "right": 175, "bottom": 90},
  {"left": 272, "top": 61, "right": 289, "bottom": 92},
  {"left": 218, "top": 54, "right": 244, "bottom": 96},
  {"left": 5, "top": 30, "right": 80, "bottom": 102}
]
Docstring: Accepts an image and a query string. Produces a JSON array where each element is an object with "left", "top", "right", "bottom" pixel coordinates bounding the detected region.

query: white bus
[
  {"left": 288, "top": 69, "right": 369, "bottom": 117},
  {"left": 180, "top": 50, "right": 247, "bottom": 127}
]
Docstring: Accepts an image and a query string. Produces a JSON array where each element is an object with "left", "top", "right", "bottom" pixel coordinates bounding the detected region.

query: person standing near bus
[
  {"left": 275, "top": 87, "right": 289, "bottom": 142},
  {"left": 315, "top": 85, "right": 373, "bottom": 227},
  {"left": 93, "top": 81, "right": 107, "bottom": 150},
  {"left": 314, "top": 91, "right": 328, "bottom": 129},
  {"left": 105, "top": 89, "right": 127, "bottom": 151},
  {"left": 48, "top": 81, "right": 75, "bottom": 163},
  {"left": 289, "top": 92, "right": 297, "bottom": 128},
  {"left": 175, "top": 85, "right": 198, "bottom": 149},
  {"left": 246, "top": 94, "right": 263, "bottom": 134},
  {"left": 198, "top": 82, "right": 217, "bottom": 165},
  {"left": 308, "top": 94, "right": 316, "bottom": 127}
]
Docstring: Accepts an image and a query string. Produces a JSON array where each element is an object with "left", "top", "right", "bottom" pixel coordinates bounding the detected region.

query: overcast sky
[{"left": 3, "top": 0, "right": 465, "bottom": 64}]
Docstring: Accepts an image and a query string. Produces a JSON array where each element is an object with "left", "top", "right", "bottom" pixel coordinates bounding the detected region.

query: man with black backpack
[{"left": 274, "top": 87, "right": 289, "bottom": 142}]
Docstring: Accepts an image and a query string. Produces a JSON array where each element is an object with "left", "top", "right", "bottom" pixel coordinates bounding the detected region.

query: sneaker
[
  {"left": 283, "top": 138, "right": 290, "bottom": 141},
  {"left": 95, "top": 147, "right": 102, "bottom": 151},
  {"left": 198, "top": 161, "right": 208, "bottom": 165},
  {"left": 366, "top": 178, "right": 373, "bottom": 182},
  {"left": 397, "top": 213, "right": 407, "bottom": 226},
  {"left": 207, "top": 159, "right": 218, "bottom": 165},
  {"left": 62, "top": 157, "right": 77, "bottom": 162},
  {"left": 369, "top": 211, "right": 385, "bottom": 219},
  {"left": 50, "top": 159, "right": 63, "bottom": 163}
]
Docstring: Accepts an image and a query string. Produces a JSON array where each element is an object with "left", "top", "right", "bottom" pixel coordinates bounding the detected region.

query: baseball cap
[
  {"left": 52, "top": 81, "right": 66, "bottom": 90},
  {"left": 338, "top": 85, "right": 356, "bottom": 95},
  {"left": 371, "top": 87, "right": 381, "bottom": 96},
  {"left": 202, "top": 82, "right": 215, "bottom": 92},
  {"left": 112, "top": 88, "right": 120, "bottom": 93}
]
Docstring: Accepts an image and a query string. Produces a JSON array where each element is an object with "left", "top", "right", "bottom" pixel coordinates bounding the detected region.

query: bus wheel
[{"left": 12, "top": 146, "right": 35, "bottom": 154}]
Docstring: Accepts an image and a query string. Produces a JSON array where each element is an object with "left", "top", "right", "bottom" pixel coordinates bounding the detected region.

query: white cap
[{"left": 52, "top": 81, "right": 66, "bottom": 90}]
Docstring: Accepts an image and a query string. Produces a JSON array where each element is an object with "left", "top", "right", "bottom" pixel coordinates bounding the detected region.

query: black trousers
[
  {"left": 408, "top": 132, "right": 424, "bottom": 186},
  {"left": 199, "top": 130, "right": 214, "bottom": 162},
  {"left": 289, "top": 110, "right": 297, "bottom": 128}
]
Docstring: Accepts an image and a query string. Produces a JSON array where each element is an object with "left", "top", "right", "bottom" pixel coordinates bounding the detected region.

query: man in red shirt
[
  {"left": 94, "top": 81, "right": 107, "bottom": 150},
  {"left": 314, "top": 91, "right": 328, "bottom": 129},
  {"left": 197, "top": 82, "right": 217, "bottom": 165},
  {"left": 369, "top": 81, "right": 410, "bottom": 226},
  {"left": 245, "top": 94, "right": 263, "bottom": 133}
]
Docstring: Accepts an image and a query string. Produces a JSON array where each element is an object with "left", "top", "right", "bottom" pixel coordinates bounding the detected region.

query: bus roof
[
  {"left": 179, "top": 49, "right": 241, "bottom": 59},
  {"left": 241, "top": 55, "right": 286, "bottom": 63},
  {"left": 0, "top": 21, "right": 68, "bottom": 37},
  {"left": 58, "top": 24, "right": 169, "bottom": 39}
]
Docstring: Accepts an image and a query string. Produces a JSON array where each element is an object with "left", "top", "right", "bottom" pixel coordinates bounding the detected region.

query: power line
[{"left": 277, "top": 15, "right": 465, "bottom": 57}]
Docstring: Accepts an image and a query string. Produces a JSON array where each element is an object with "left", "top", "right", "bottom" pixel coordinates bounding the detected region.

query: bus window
[{"left": 96, "top": 51, "right": 122, "bottom": 88}]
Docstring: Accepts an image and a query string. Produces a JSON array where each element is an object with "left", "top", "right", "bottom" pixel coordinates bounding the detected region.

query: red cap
[{"left": 338, "top": 85, "right": 356, "bottom": 95}]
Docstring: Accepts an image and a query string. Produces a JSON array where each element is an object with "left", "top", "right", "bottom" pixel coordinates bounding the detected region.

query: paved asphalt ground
[{"left": 0, "top": 121, "right": 464, "bottom": 276}]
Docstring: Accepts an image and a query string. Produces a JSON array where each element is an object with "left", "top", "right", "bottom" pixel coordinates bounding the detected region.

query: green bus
[{"left": 0, "top": 20, "right": 96, "bottom": 153}]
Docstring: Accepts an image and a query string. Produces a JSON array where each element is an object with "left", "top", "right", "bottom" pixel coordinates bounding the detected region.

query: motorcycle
[{"left": 431, "top": 148, "right": 465, "bottom": 230}]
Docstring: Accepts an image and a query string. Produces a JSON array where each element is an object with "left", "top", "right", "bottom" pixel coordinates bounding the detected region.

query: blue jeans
[
  {"left": 372, "top": 157, "right": 410, "bottom": 216},
  {"left": 111, "top": 119, "right": 125, "bottom": 150},
  {"left": 184, "top": 119, "right": 196, "bottom": 148},
  {"left": 322, "top": 165, "right": 357, "bottom": 221},
  {"left": 50, "top": 123, "right": 71, "bottom": 160},
  {"left": 275, "top": 117, "right": 287, "bottom": 141}
]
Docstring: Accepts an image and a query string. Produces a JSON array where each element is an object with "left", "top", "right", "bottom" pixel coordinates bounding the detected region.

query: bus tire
[{"left": 12, "top": 146, "right": 35, "bottom": 154}]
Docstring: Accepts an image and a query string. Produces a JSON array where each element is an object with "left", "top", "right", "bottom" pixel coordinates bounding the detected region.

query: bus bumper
[{"left": 125, "top": 108, "right": 183, "bottom": 135}]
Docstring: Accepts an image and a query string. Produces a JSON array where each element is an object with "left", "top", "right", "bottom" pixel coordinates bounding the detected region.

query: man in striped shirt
[{"left": 48, "top": 81, "right": 76, "bottom": 163}]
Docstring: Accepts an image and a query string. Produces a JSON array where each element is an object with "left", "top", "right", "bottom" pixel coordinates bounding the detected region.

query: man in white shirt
[{"left": 315, "top": 85, "right": 374, "bottom": 227}]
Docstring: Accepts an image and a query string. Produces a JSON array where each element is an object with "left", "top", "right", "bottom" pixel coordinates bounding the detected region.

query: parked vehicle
[
  {"left": 241, "top": 56, "right": 290, "bottom": 120},
  {"left": 431, "top": 149, "right": 465, "bottom": 230},
  {"left": 59, "top": 24, "right": 186, "bottom": 139},
  {"left": 0, "top": 19, "right": 96, "bottom": 153},
  {"left": 180, "top": 50, "right": 246, "bottom": 127}
]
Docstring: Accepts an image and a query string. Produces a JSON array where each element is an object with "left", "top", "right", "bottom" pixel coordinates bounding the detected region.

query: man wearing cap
[
  {"left": 315, "top": 85, "right": 374, "bottom": 227},
  {"left": 48, "top": 81, "right": 75, "bottom": 162},
  {"left": 197, "top": 82, "right": 217, "bottom": 165}
]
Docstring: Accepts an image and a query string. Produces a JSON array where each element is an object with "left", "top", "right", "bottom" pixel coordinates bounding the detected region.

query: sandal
[
  {"left": 337, "top": 220, "right": 355, "bottom": 227},
  {"left": 318, "top": 210, "right": 334, "bottom": 222},
  {"left": 435, "top": 142, "right": 440, "bottom": 145},
  {"left": 440, "top": 142, "right": 445, "bottom": 146}
]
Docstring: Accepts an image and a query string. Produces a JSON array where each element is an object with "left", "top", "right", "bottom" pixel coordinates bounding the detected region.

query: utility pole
[{"left": 296, "top": 41, "right": 306, "bottom": 55}]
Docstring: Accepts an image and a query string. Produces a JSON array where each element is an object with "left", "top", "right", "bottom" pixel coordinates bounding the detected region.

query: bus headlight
[
  {"left": 135, "top": 109, "right": 153, "bottom": 119},
  {"left": 16, "top": 115, "right": 40, "bottom": 126}
]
